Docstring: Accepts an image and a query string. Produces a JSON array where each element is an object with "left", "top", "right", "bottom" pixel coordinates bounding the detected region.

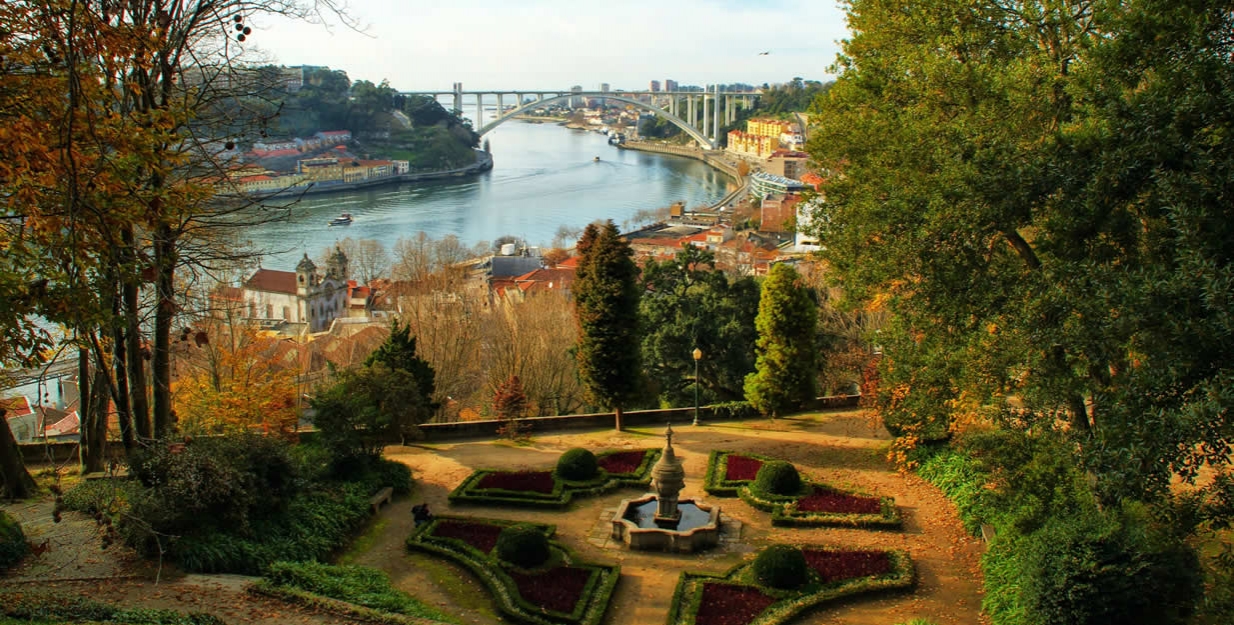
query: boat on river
[
  {"left": 328, "top": 213, "right": 353, "bottom": 226},
  {"left": 594, "top": 156, "right": 601, "bottom": 162}
]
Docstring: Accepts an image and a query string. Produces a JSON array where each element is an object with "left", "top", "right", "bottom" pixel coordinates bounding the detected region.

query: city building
[
  {"left": 750, "top": 171, "right": 808, "bottom": 199},
  {"left": 650, "top": 80, "right": 661, "bottom": 92},
  {"left": 765, "top": 150, "right": 811, "bottom": 180},
  {"left": 747, "top": 118, "right": 798, "bottom": 142},
  {"left": 570, "top": 85, "right": 583, "bottom": 108},
  {"left": 726, "top": 130, "right": 779, "bottom": 158},
  {"left": 218, "top": 248, "right": 363, "bottom": 333},
  {"left": 665, "top": 79, "right": 678, "bottom": 92},
  {"left": 760, "top": 193, "right": 803, "bottom": 233}
]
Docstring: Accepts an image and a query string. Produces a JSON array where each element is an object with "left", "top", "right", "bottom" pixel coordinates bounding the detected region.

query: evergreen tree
[
  {"left": 574, "top": 221, "right": 642, "bottom": 430},
  {"left": 366, "top": 320, "right": 439, "bottom": 414},
  {"left": 744, "top": 263, "right": 817, "bottom": 417}
]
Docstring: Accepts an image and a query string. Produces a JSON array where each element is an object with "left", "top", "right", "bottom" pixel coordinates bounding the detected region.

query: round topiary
[
  {"left": 556, "top": 448, "right": 598, "bottom": 481},
  {"left": 0, "top": 510, "right": 29, "bottom": 571},
  {"left": 495, "top": 524, "right": 550, "bottom": 569},
  {"left": 753, "top": 544, "right": 808, "bottom": 589},
  {"left": 754, "top": 460, "right": 802, "bottom": 496}
]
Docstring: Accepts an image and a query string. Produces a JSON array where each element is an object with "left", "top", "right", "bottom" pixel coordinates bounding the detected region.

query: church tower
[
  {"left": 295, "top": 254, "right": 317, "bottom": 297},
  {"left": 325, "top": 245, "right": 349, "bottom": 281}
]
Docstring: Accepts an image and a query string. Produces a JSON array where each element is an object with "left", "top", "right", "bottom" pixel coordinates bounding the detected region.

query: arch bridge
[{"left": 399, "top": 86, "right": 759, "bottom": 150}]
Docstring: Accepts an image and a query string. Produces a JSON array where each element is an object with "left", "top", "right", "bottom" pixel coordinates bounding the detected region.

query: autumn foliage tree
[
  {"left": 493, "top": 375, "right": 530, "bottom": 441},
  {"left": 172, "top": 328, "right": 299, "bottom": 437}
]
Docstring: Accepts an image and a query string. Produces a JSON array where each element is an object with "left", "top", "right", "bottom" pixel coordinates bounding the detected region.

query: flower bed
[
  {"left": 695, "top": 583, "right": 777, "bottom": 625},
  {"left": 408, "top": 515, "right": 618, "bottom": 625},
  {"left": 803, "top": 549, "right": 891, "bottom": 583},
  {"left": 797, "top": 486, "right": 882, "bottom": 514},
  {"left": 666, "top": 544, "right": 915, "bottom": 625},
  {"left": 705, "top": 450, "right": 901, "bottom": 529},
  {"left": 477, "top": 470, "right": 557, "bottom": 494},
  {"left": 431, "top": 519, "right": 506, "bottom": 553},
  {"left": 596, "top": 450, "right": 649, "bottom": 475},
  {"left": 449, "top": 448, "right": 660, "bottom": 508}
]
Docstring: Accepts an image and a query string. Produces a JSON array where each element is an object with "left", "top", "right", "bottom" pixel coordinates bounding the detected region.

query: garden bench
[{"left": 370, "top": 486, "right": 394, "bottom": 513}]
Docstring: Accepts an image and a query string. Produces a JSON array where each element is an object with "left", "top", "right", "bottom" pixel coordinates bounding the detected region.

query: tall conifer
[
  {"left": 573, "top": 221, "right": 642, "bottom": 430},
  {"left": 745, "top": 263, "right": 817, "bottom": 417}
]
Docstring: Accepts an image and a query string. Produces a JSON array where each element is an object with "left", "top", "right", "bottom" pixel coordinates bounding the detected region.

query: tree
[
  {"left": 366, "top": 319, "right": 439, "bottom": 415},
  {"left": 493, "top": 374, "right": 530, "bottom": 441},
  {"left": 172, "top": 327, "right": 299, "bottom": 437},
  {"left": 487, "top": 290, "right": 585, "bottom": 417},
  {"left": 744, "top": 263, "right": 817, "bottom": 417},
  {"left": 574, "top": 220, "right": 643, "bottom": 430},
  {"left": 0, "top": 408, "right": 37, "bottom": 500},
  {"left": 310, "top": 363, "right": 428, "bottom": 462},
  {"left": 807, "top": 0, "right": 1234, "bottom": 507},
  {"left": 640, "top": 245, "right": 760, "bottom": 406}
]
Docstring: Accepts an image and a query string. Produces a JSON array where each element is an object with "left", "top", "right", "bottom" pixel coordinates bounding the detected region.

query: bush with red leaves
[
  {"left": 430, "top": 520, "right": 505, "bottom": 553},
  {"left": 802, "top": 549, "right": 891, "bottom": 584},
  {"left": 596, "top": 450, "right": 647, "bottom": 475},
  {"left": 725, "top": 455, "right": 764, "bottom": 482},
  {"left": 694, "top": 583, "right": 776, "bottom": 625},
  {"left": 476, "top": 470, "right": 556, "bottom": 494},
  {"left": 508, "top": 565, "right": 594, "bottom": 614},
  {"left": 796, "top": 486, "right": 881, "bottom": 514}
]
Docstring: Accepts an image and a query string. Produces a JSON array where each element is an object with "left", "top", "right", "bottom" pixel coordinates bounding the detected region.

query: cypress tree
[
  {"left": 366, "top": 319, "right": 439, "bottom": 414},
  {"left": 744, "top": 263, "right": 817, "bottom": 417},
  {"left": 574, "top": 221, "right": 642, "bottom": 430}
]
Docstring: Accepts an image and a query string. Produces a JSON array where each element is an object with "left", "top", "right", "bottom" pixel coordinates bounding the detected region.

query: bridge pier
[
  {"left": 452, "top": 82, "right": 463, "bottom": 116},
  {"left": 702, "top": 89, "right": 710, "bottom": 141},
  {"left": 713, "top": 88, "right": 721, "bottom": 143}
]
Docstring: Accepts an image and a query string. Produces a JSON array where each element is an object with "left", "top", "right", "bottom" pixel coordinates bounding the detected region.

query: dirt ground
[{"left": 0, "top": 408, "right": 987, "bottom": 625}]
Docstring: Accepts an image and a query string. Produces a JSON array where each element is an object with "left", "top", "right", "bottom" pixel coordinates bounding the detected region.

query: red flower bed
[
  {"left": 430, "top": 520, "right": 504, "bottom": 553},
  {"left": 597, "top": 450, "right": 647, "bottom": 475},
  {"left": 796, "top": 486, "right": 882, "bottom": 514},
  {"left": 476, "top": 470, "right": 556, "bottom": 494},
  {"left": 802, "top": 549, "right": 891, "bottom": 583},
  {"left": 508, "top": 565, "right": 593, "bottom": 614},
  {"left": 724, "top": 455, "right": 764, "bottom": 481},
  {"left": 695, "top": 583, "right": 776, "bottom": 625}
]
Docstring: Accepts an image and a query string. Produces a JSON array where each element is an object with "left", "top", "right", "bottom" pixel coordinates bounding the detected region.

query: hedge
[
  {"left": 705, "top": 450, "right": 902, "bottom": 529},
  {"left": 665, "top": 544, "right": 915, "bottom": 625},
  {"left": 0, "top": 592, "right": 223, "bottom": 625},
  {"left": 406, "top": 516, "right": 618, "bottom": 625},
  {"left": 448, "top": 448, "right": 659, "bottom": 508},
  {"left": 253, "top": 561, "right": 455, "bottom": 624}
]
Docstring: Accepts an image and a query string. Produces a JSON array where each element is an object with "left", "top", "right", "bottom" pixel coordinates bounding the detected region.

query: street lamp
[{"left": 692, "top": 347, "right": 703, "bottom": 426}]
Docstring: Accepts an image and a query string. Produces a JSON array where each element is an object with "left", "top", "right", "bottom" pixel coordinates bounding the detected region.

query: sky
[{"left": 243, "top": 0, "right": 851, "bottom": 92}]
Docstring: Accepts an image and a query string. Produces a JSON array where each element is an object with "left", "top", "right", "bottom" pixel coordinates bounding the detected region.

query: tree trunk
[
  {"left": 152, "top": 223, "right": 176, "bottom": 438},
  {"left": 77, "top": 346, "right": 90, "bottom": 470},
  {"left": 112, "top": 322, "right": 135, "bottom": 454},
  {"left": 122, "top": 226, "right": 150, "bottom": 440},
  {"left": 82, "top": 365, "right": 111, "bottom": 474},
  {"left": 614, "top": 405, "right": 624, "bottom": 432},
  {"left": 0, "top": 409, "right": 37, "bottom": 500}
]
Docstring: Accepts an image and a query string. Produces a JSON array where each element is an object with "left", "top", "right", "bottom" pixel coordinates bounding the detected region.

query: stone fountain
[{"left": 610, "top": 424, "right": 721, "bottom": 552}]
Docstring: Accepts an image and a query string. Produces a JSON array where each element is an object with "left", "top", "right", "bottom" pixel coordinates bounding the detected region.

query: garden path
[{"left": 356, "top": 408, "right": 988, "bottom": 625}]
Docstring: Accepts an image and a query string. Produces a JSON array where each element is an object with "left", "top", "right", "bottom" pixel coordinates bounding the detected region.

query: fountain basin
[{"left": 611, "top": 494, "right": 721, "bottom": 552}]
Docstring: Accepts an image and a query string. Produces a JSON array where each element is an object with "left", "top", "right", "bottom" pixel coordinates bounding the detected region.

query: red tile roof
[
  {"left": 245, "top": 269, "right": 298, "bottom": 294},
  {"left": 1, "top": 396, "right": 32, "bottom": 419}
]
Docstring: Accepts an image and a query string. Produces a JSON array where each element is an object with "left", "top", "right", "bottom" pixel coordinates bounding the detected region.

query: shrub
[
  {"left": 263, "top": 561, "right": 454, "bottom": 621},
  {"left": 754, "top": 461, "right": 802, "bottom": 496},
  {"left": 556, "top": 448, "right": 598, "bottom": 481},
  {"left": 0, "top": 591, "right": 224, "bottom": 624},
  {"left": 1017, "top": 507, "right": 1202, "bottom": 625},
  {"left": 753, "top": 544, "right": 808, "bottom": 589},
  {"left": 495, "top": 523, "right": 550, "bottom": 568},
  {"left": 0, "top": 510, "right": 27, "bottom": 571}
]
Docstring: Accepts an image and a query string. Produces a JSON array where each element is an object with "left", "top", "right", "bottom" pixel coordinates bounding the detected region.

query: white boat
[
  {"left": 329, "top": 213, "right": 353, "bottom": 226},
  {"left": 593, "top": 156, "right": 601, "bottom": 162}
]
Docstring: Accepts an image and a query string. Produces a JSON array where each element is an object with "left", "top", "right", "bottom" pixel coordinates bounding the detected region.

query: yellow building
[{"left": 726, "top": 130, "right": 778, "bottom": 158}]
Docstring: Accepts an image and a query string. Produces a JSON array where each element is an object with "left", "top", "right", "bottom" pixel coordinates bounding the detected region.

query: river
[{"left": 239, "top": 121, "right": 735, "bottom": 268}]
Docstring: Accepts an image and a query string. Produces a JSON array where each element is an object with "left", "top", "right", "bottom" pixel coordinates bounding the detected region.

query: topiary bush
[
  {"left": 556, "top": 448, "right": 598, "bottom": 481},
  {"left": 753, "top": 544, "right": 808, "bottom": 589},
  {"left": 494, "top": 523, "right": 550, "bottom": 569},
  {"left": 754, "top": 460, "right": 802, "bottom": 496},
  {"left": 0, "top": 510, "right": 28, "bottom": 571}
]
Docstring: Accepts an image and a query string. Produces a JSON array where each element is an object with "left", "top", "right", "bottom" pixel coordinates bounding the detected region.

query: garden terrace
[
  {"left": 665, "top": 545, "right": 914, "bottom": 625},
  {"left": 406, "top": 515, "right": 618, "bottom": 625},
  {"left": 704, "top": 450, "right": 902, "bottom": 529},
  {"left": 448, "top": 448, "right": 660, "bottom": 508}
]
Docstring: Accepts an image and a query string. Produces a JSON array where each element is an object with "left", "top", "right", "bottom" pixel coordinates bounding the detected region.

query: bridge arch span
[{"left": 477, "top": 93, "right": 716, "bottom": 150}]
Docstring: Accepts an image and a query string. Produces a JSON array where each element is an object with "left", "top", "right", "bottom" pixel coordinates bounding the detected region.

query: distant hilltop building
[{"left": 214, "top": 247, "right": 377, "bottom": 333}]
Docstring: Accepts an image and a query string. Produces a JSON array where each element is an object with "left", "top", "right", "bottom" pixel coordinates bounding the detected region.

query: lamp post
[{"left": 692, "top": 347, "right": 703, "bottom": 426}]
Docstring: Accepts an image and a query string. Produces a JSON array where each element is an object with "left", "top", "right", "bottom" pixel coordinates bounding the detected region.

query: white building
[{"left": 232, "top": 248, "right": 352, "bottom": 332}]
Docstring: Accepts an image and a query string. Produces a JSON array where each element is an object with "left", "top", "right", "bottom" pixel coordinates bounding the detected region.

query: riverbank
[
  {"left": 222, "top": 150, "right": 493, "bottom": 201},
  {"left": 617, "top": 141, "right": 746, "bottom": 209}
]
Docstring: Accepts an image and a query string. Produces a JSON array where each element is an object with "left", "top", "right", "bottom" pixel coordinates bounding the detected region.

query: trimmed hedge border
[
  {"left": 704, "top": 451, "right": 902, "bottom": 529},
  {"left": 665, "top": 545, "right": 915, "bottom": 625},
  {"left": 249, "top": 581, "right": 450, "bottom": 625},
  {"left": 448, "top": 449, "right": 660, "bottom": 509},
  {"left": 406, "top": 516, "right": 618, "bottom": 625}
]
